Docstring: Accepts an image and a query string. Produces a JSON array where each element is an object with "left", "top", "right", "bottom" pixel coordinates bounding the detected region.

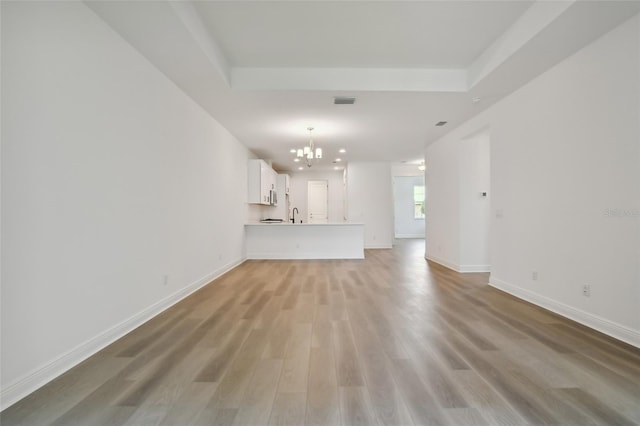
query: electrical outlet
[
  {"left": 163, "top": 275, "right": 169, "bottom": 286},
  {"left": 582, "top": 284, "right": 591, "bottom": 297},
  {"left": 532, "top": 271, "right": 538, "bottom": 281}
]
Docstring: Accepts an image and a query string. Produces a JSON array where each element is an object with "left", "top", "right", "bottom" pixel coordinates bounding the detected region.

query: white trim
[
  {"left": 395, "top": 233, "right": 424, "bottom": 239},
  {"left": 246, "top": 252, "right": 363, "bottom": 260},
  {"left": 489, "top": 277, "right": 640, "bottom": 349},
  {"left": 459, "top": 264, "right": 491, "bottom": 273},
  {"left": 364, "top": 245, "right": 393, "bottom": 250},
  {"left": 425, "top": 255, "right": 460, "bottom": 272},
  {"left": 0, "top": 258, "right": 245, "bottom": 411},
  {"left": 426, "top": 256, "right": 491, "bottom": 274}
]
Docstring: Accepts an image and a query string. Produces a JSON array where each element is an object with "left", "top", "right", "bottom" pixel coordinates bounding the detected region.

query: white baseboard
[
  {"left": 247, "top": 252, "right": 364, "bottom": 259},
  {"left": 426, "top": 255, "right": 490, "bottom": 274},
  {"left": 395, "top": 234, "right": 424, "bottom": 239},
  {"left": 425, "top": 254, "right": 460, "bottom": 272},
  {"left": 459, "top": 264, "right": 491, "bottom": 273},
  {"left": 489, "top": 277, "right": 640, "bottom": 349},
  {"left": 0, "top": 258, "right": 246, "bottom": 411}
]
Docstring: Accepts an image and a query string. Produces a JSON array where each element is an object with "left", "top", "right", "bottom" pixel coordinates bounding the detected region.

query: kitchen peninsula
[{"left": 245, "top": 222, "right": 364, "bottom": 259}]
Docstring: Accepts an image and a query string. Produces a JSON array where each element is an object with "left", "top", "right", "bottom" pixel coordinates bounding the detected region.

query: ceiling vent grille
[
  {"left": 334, "top": 97, "right": 356, "bottom": 105},
  {"left": 435, "top": 121, "right": 448, "bottom": 127}
]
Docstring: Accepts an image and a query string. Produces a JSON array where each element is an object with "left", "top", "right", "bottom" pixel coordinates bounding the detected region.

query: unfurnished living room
[{"left": 1, "top": 1, "right": 639, "bottom": 425}]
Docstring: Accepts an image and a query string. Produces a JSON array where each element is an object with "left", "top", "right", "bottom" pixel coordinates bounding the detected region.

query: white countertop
[
  {"left": 245, "top": 220, "right": 365, "bottom": 259},
  {"left": 246, "top": 222, "right": 363, "bottom": 226}
]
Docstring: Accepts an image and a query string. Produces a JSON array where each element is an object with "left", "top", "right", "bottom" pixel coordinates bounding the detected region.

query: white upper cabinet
[
  {"left": 248, "top": 159, "right": 276, "bottom": 205},
  {"left": 279, "top": 173, "right": 290, "bottom": 195}
]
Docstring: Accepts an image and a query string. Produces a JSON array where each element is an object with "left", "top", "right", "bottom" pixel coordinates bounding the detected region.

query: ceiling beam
[{"left": 232, "top": 67, "right": 467, "bottom": 92}]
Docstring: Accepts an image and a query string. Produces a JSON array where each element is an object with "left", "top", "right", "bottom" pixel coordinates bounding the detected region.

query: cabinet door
[
  {"left": 247, "top": 160, "right": 261, "bottom": 204},
  {"left": 248, "top": 159, "right": 277, "bottom": 205},
  {"left": 248, "top": 159, "right": 271, "bottom": 205},
  {"left": 283, "top": 174, "right": 290, "bottom": 194},
  {"left": 267, "top": 168, "right": 277, "bottom": 205},
  {"left": 260, "top": 163, "right": 269, "bottom": 204}
]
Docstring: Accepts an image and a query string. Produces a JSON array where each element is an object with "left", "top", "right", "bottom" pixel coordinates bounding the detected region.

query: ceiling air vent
[
  {"left": 435, "top": 121, "right": 448, "bottom": 127},
  {"left": 334, "top": 96, "right": 356, "bottom": 105}
]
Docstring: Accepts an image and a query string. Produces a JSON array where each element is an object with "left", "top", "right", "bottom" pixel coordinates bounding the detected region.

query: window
[{"left": 414, "top": 185, "right": 425, "bottom": 219}]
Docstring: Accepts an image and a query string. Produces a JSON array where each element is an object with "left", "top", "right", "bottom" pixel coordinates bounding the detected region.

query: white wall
[
  {"left": 425, "top": 139, "right": 461, "bottom": 269},
  {"left": 288, "top": 170, "right": 345, "bottom": 223},
  {"left": 393, "top": 176, "right": 425, "bottom": 238},
  {"left": 347, "top": 162, "right": 393, "bottom": 248},
  {"left": 1, "top": 1, "right": 251, "bottom": 408},
  {"left": 459, "top": 129, "right": 491, "bottom": 271},
  {"left": 426, "top": 15, "right": 640, "bottom": 346}
]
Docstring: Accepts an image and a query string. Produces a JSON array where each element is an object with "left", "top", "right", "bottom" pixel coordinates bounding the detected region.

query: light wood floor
[{"left": 3, "top": 239, "right": 640, "bottom": 425}]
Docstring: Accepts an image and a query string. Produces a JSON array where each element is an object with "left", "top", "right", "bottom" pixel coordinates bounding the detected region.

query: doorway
[
  {"left": 307, "top": 180, "right": 328, "bottom": 223},
  {"left": 393, "top": 176, "right": 426, "bottom": 238}
]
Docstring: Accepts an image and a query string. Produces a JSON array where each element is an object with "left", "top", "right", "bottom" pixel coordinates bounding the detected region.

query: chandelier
[{"left": 295, "top": 127, "right": 322, "bottom": 167}]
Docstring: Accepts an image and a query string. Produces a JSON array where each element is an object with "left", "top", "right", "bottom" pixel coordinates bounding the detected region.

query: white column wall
[
  {"left": 425, "top": 139, "right": 461, "bottom": 269},
  {"left": 459, "top": 129, "right": 491, "bottom": 272},
  {"left": 346, "top": 162, "right": 393, "bottom": 249}
]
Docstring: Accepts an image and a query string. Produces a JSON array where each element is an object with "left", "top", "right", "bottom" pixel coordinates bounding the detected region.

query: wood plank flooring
[{"left": 3, "top": 239, "right": 640, "bottom": 425}]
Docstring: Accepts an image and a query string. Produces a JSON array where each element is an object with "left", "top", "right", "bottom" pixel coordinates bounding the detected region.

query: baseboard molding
[
  {"left": 426, "top": 255, "right": 490, "bottom": 274},
  {"left": 247, "top": 252, "right": 364, "bottom": 260},
  {"left": 425, "top": 254, "right": 460, "bottom": 272},
  {"left": 395, "top": 233, "right": 424, "bottom": 239},
  {"left": 489, "top": 277, "right": 640, "bottom": 349},
  {"left": 459, "top": 264, "right": 491, "bottom": 273},
  {"left": 364, "top": 244, "right": 393, "bottom": 249},
  {"left": 0, "top": 257, "right": 246, "bottom": 411}
]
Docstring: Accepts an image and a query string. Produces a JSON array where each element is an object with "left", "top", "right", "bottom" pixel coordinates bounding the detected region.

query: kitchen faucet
[{"left": 291, "top": 207, "right": 299, "bottom": 223}]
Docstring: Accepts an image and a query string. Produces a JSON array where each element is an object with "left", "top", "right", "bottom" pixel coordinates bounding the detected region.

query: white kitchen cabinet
[
  {"left": 248, "top": 159, "right": 277, "bottom": 205},
  {"left": 274, "top": 174, "right": 291, "bottom": 221},
  {"left": 279, "top": 173, "right": 290, "bottom": 195},
  {"left": 267, "top": 167, "right": 277, "bottom": 205}
]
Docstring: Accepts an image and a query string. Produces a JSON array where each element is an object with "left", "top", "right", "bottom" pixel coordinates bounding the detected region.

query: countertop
[{"left": 246, "top": 222, "right": 363, "bottom": 226}]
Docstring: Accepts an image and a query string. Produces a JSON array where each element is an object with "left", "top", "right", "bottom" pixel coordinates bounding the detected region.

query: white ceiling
[
  {"left": 87, "top": 0, "right": 640, "bottom": 172},
  {"left": 192, "top": 1, "right": 532, "bottom": 68}
]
